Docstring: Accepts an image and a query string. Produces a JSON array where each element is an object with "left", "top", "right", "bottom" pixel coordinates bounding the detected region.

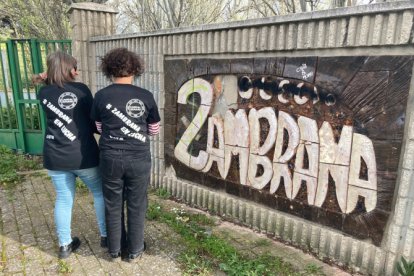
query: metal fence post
[
  {"left": 30, "top": 38, "right": 46, "bottom": 137},
  {"left": 6, "top": 39, "right": 26, "bottom": 153}
]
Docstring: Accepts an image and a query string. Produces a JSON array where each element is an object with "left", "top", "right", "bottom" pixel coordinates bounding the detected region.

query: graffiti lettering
[
  {"left": 296, "top": 64, "right": 314, "bottom": 80},
  {"left": 175, "top": 77, "right": 377, "bottom": 214},
  {"left": 238, "top": 76, "right": 322, "bottom": 105}
]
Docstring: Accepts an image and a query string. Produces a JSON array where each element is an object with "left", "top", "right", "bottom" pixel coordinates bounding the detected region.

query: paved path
[
  {"left": 0, "top": 175, "right": 182, "bottom": 275},
  {"left": 0, "top": 174, "right": 352, "bottom": 275}
]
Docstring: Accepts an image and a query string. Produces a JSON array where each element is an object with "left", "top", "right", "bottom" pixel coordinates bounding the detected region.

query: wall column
[{"left": 68, "top": 2, "right": 117, "bottom": 93}]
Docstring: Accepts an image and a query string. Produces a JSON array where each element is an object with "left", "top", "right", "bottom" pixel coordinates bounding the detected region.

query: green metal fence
[{"left": 0, "top": 39, "right": 71, "bottom": 154}]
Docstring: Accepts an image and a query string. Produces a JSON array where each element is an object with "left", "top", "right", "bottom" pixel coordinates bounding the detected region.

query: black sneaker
[
  {"left": 100, "top": 236, "right": 107, "bottom": 248},
  {"left": 128, "top": 241, "right": 147, "bottom": 263},
  {"left": 58, "top": 237, "right": 81, "bottom": 259},
  {"left": 109, "top": 251, "right": 121, "bottom": 263}
]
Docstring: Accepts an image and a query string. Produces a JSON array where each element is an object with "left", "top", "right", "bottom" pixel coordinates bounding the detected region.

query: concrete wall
[
  {"left": 84, "top": 1, "right": 414, "bottom": 275},
  {"left": 68, "top": 2, "right": 117, "bottom": 91}
]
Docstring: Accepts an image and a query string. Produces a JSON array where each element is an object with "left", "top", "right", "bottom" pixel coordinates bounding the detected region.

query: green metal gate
[{"left": 0, "top": 39, "right": 71, "bottom": 154}]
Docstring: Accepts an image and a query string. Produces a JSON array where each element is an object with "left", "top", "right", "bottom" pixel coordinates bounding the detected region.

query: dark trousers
[{"left": 100, "top": 149, "right": 151, "bottom": 255}]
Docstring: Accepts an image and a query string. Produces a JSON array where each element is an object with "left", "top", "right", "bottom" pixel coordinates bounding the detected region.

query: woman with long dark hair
[{"left": 36, "top": 51, "right": 106, "bottom": 259}]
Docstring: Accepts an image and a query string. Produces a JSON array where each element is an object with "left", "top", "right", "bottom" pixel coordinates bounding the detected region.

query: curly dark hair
[{"left": 100, "top": 48, "right": 144, "bottom": 79}]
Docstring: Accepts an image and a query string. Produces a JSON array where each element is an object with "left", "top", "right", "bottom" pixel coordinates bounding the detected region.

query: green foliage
[
  {"left": 0, "top": 146, "right": 21, "bottom": 187},
  {"left": 0, "top": 0, "right": 108, "bottom": 40},
  {"left": 304, "top": 263, "right": 324, "bottom": 275},
  {"left": 397, "top": 256, "right": 414, "bottom": 276},
  {"left": 75, "top": 178, "right": 88, "bottom": 193},
  {"left": 146, "top": 202, "right": 162, "bottom": 220},
  {"left": 155, "top": 187, "right": 171, "bottom": 199},
  {"left": 147, "top": 202, "right": 299, "bottom": 276},
  {"left": 0, "top": 0, "right": 69, "bottom": 39},
  {"left": 0, "top": 105, "right": 42, "bottom": 130},
  {"left": 57, "top": 259, "right": 72, "bottom": 274},
  {"left": 254, "top": 238, "right": 271, "bottom": 247},
  {"left": 0, "top": 106, "right": 17, "bottom": 129},
  {"left": 181, "top": 252, "right": 212, "bottom": 276},
  {"left": 0, "top": 219, "right": 5, "bottom": 270},
  {"left": 0, "top": 145, "right": 42, "bottom": 188}
]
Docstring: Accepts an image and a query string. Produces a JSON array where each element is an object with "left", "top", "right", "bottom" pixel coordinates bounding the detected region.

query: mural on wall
[{"left": 164, "top": 56, "right": 413, "bottom": 245}]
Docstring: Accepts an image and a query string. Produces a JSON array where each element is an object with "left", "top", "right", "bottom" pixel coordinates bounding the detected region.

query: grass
[
  {"left": 397, "top": 256, "right": 414, "bottom": 276},
  {"left": 254, "top": 238, "right": 272, "bottom": 247},
  {"left": 147, "top": 190, "right": 300, "bottom": 276},
  {"left": 304, "top": 263, "right": 324, "bottom": 275},
  {"left": 155, "top": 187, "right": 171, "bottom": 199},
  {"left": 75, "top": 178, "right": 88, "bottom": 194},
  {"left": 57, "top": 259, "right": 73, "bottom": 274},
  {"left": 0, "top": 145, "right": 42, "bottom": 189},
  {"left": 0, "top": 227, "right": 4, "bottom": 272}
]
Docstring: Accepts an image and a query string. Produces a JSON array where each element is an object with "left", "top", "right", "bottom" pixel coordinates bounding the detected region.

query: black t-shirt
[
  {"left": 91, "top": 84, "right": 161, "bottom": 151},
  {"left": 38, "top": 82, "right": 99, "bottom": 170}
]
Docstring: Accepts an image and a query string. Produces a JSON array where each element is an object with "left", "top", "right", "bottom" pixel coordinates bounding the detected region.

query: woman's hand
[{"left": 39, "top": 72, "right": 47, "bottom": 80}]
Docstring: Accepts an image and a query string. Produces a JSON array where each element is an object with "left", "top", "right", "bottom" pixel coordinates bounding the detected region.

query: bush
[
  {"left": 0, "top": 145, "right": 42, "bottom": 187},
  {"left": 397, "top": 256, "right": 414, "bottom": 276}
]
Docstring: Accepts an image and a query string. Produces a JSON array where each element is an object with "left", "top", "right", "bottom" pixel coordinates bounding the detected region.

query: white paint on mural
[
  {"left": 296, "top": 64, "right": 314, "bottom": 80},
  {"left": 278, "top": 80, "right": 290, "bottom": 104},
  {"left": 174, "top": 77, "right": 378, "bottom": 214},
  {"left": 174, "top": 78, "right": 212, "bottom": 170},
  {"left": 238, "top": 76, "right": 253, "bottom": 99},
  {"left": 259, "top": 77, "right": 272, "bottom": 100},
  {"left": 224, "top": 109, "right": 249, "bottom": 185}
]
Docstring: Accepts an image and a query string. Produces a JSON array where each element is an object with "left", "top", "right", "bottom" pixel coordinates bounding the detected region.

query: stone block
[
  {"left": 264, "top": 211, "right": 274, "bottom": 234},
  {"left": 277, "top": 24, "right": 285, "bottom": 50},
  {"left": 402, "top": 139, "right": 414, "bottom": 170},
  {"left": 213, "top": 31, "right": 220, "bottom": 53},
  {"left": 398, "top": 169, "right": 413, "bottom": 198},
  {"left": 306, "top": 21, "right": 315, "bottom": 49},
  {"left": 207, "top": 31, "right": 214, "bottom": 53},
  {"left": 360, "top": 244, "right": 374, "bottom": 273},
  {"left": 403, "top": 228, "right": 414, "bottom": 257},
  {"left": 346, "top": 17, "right": 358, "bottom": 46},
  {"left": 384, "top": 252, "right": 397, "bottom": 276},
  {"left": 387, "top": 224, "right": 403, "bottom": 254},
  {"left": 316, "top": 20, "right": 325, "bottom": 48},
  {"left": 385, "top": 13, "right": 398, "bottom": 45},
  {"left": 310, "top": 226, "right": 320, "bottom": 253},
  {"left": 318, "top": 229, "right": 328, "bottom": 258},
  {"left": 275, "top": 213, "right": 284, "bottom": 238},
  {"left": 258, "top": 26, "right": 268, "bottom": 51},
  {"left": 393, "top": 197, "right": 411, "bottom": 226},
  {"left": 372, "top": 248, "right": 386, "bottom": 275},
  {"left": 358, "top": 15, "right": 370, "bottom": 46},
  {"left": 249, "top": 27, "right": 257, "bottom": 52},
  {"left": 327, "top": 19, "right": 337, "bottom": 48},
  {"left": 407, "top": 203, "right": 414, "bottom": 230},
  {"left": 260, "top": 208, "right": 268, "bottom": 231},
  {"left": 349, "top": 240, "right": 359, "bottom": 267}
]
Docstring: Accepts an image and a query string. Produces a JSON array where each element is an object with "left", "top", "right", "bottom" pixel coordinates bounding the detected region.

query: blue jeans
[{"left": 48, "top": 167, "right": 107, "bottom": 246}]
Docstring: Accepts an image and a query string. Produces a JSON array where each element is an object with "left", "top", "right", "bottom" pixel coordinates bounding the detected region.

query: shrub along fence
[{"left": 0, "top": 39, "right": 71, "bottom": 154}]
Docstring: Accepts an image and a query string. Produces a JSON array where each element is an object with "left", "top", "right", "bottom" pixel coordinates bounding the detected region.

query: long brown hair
[{"left": 32, "top": 51, "right": 77, "bottom": 88}]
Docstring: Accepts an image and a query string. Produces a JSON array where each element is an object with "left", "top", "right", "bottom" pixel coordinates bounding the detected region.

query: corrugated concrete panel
[
  {"left": 88, "top": 2, "right": 414, "bottom": 275},
  {"left": 159, "top": 176, "right": 387, "bottom": 274}
]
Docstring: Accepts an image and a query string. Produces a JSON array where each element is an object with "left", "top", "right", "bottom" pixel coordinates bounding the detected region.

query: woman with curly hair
[
  {"left": 35, "top": 51, "right": 107, "bottom": 259},
  {"left": 91, "top": 48, "right": 160, "bottom": 262}
]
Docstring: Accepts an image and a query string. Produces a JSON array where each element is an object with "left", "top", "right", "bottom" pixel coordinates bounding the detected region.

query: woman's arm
[
  {"left": 95, "top": 121, "right": 102, "bottom": 134},
  {"left": 147, "top": 121, "right": 160, "bottom": 136}
]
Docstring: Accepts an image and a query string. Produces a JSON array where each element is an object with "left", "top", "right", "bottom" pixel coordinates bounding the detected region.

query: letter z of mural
[{"left": 164, "top": 56, "right": 414, "bottom": 245}]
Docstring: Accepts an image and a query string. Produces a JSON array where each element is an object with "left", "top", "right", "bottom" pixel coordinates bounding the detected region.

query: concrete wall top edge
[
  {"left": 90, "top": 1, "right": 413, "bottom": 42},
  {"left": 68, "top": 2, "right": 118, "bottom": 14}
]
